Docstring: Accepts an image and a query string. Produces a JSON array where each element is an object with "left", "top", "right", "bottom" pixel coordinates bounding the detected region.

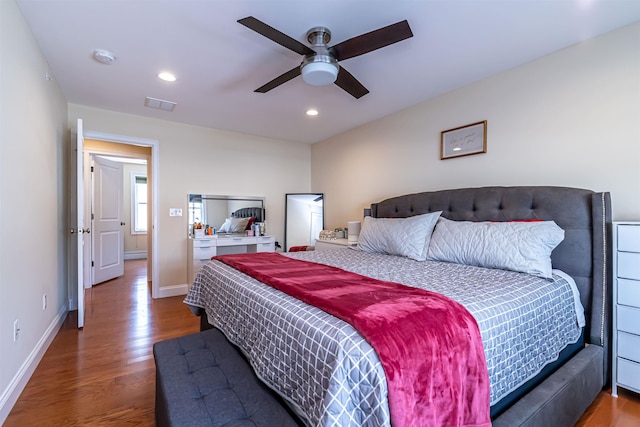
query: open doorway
[
  {"left": 82, "top": 135, "right": 156, "bottom": 296},
  {"left": 90, "top": 154, "right": 148, "bottom": 286},
  {"left": 70, "top": 123, "right": 160, "bottom": 329}
]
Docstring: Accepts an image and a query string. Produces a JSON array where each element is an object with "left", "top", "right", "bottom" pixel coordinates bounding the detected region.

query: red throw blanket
[
  {"left": 288, "top": 245, "right": 310, "bottom": 252},
  {"left": 215, "top": 252, "right": 491, "bottom": 427}
]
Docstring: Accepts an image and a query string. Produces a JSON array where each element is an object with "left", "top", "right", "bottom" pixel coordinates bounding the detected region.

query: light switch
[{"left": 169, "top": 208, "right": 183, "bottom": 217}]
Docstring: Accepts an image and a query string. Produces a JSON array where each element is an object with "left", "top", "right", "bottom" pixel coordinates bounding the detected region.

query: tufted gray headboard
[
  {"left": 232, "top": 207, "right": 264, "bottom": 222},
  {"left": 370, "top": 186, "right": 612, "bottom": 378}
]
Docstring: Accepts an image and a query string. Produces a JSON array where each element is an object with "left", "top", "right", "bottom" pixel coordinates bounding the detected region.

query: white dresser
[
  {"left": 315, "top": 238, "right": 358, "bottom": 250},
  {"left": 187, "top": 235, "right": 275, "bottom": 285},
  {"left": 612, "top": 222, "right": 640, "bottom": 397}
]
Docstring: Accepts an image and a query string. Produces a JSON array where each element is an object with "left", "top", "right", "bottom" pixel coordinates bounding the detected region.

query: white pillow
[
  {"left": 218, "top": 217, "right": 250, "bottom": 233},
  {"left": 218, "top": 218, "right": 233, "bottom": 233},
  {"left": 427, "top": 217, "right": 564, "bottom": 278},
  {"left": 357, "top": 212, "right": 442, "bottom": 261}
]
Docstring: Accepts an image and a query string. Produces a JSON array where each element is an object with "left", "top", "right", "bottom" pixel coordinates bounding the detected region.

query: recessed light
[
  {"left": 158, "top": 72, "right": 176, "bottom": 82},
  {"left": 306, "top": 109, "right": 319, "bottom": 116}
]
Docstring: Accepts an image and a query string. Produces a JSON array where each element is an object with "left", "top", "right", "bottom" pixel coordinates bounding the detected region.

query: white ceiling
[{"left": 16, "top": 0, "right": 640, "bottom": 144}]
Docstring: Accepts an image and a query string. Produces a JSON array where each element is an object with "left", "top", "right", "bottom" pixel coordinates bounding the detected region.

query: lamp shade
[
  {"left": 301, "top": 62, "right": 339, "bottom": 86},
  {"left": 348, "top": 221, "right": 361, "bottom": 243}
]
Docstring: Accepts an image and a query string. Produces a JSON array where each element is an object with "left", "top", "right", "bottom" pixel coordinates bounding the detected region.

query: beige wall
[
  {"left": 0, "top": 0, "right": 69, "bottom": 421},
  {"left": 68, "top": 104, "right": 312, "bottom": 290},
  {"left": 312, "top": 23, "right": 640, "bottom": 228}
]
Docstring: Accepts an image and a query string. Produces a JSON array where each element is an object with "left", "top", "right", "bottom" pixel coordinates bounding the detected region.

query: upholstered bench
[{"left": 153, "top": 328, "right": 302, "bottom": 427}]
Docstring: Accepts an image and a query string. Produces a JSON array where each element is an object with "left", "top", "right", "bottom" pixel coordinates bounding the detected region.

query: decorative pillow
[
  {"left": 218, "top": 217, "right": 250, "bottom": 233},
  {"left": 427, "top": 217, "right": 564, "bottom": 278},
  {"left": 245, "top": 217, "right": 257, "bottom": 231},
  {"left": 218, "top": 218, "right": 232, "bottom": 233},
  {"left": 357, "top": 212, "right": 442, "bottom": 261}
]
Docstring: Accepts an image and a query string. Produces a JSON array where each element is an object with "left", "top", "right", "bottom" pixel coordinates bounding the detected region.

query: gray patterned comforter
[{"left": 184, "top": 248, "right": 583, "bottom": 427}]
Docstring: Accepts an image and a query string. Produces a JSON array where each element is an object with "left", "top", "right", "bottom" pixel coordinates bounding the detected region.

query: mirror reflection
[
  {"left": 188, "top": 194, "right": 265, "bottom": 236},
  {"left": 285, "top": 193, "right": 324, "bottom": 251}
]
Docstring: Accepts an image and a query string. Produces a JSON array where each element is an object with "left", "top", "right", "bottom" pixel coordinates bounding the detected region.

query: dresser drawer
[
  {"left": 618, "top": 331, "right": 640, "bottom": 363},
  {"left": 256, "top": 242, "right": 275, "bottom": 252},
  {"left": 617, "top": 358, "right": 640, "bottom": 392},
  {"left": 618, "top": 279, "right": 640, "bottom": 307},
  {"left": 618, "top": 305, "right": 640, "bottom": 335},
  {"left": 193, "top": 246, "right": 216, "bottom": 261},
  {"left": 618, "top": 224, "right": 640, "bottom": 252},
  {"left": 193, "top": 238, "right": 216, "bottom": 248},
  {"left": 217, "top": 237, "right": 254, "bottom": 247},
  {"left": 618, "top": 253, "right": 640, "bottom": 280}
]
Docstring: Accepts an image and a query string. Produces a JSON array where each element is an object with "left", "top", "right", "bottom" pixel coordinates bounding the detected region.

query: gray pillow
[
  {"left": 427, "top": 217, "right": 564, "bottom": 278},
  {"left": 357, "top": 212, "right": 442, "bottom": 261}
]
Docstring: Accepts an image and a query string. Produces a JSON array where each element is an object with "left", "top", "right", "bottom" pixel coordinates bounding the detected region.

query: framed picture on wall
[{"left": 440, "top": 120, "right": 487, "bottom": 160}]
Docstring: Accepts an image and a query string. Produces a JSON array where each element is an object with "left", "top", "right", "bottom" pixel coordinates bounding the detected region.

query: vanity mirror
[
  {"left": 188, "top": 194, "right": 265, "bottom": 236},
  {"left": 284, "top": 193, "right": 324, "bottom": 251}
]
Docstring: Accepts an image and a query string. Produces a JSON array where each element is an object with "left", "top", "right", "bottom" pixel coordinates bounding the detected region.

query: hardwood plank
[
  {"left": 576, "top": 388, "right": 640, "bottom": 427},
  {"left": 5, "top": 260, "right": 199, "bottom": 426},
  {"left": 5, "top": 259, "right": 640, "bottom": 426}
]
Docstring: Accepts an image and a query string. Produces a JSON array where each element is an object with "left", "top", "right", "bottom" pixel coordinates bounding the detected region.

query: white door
[
  {"left": 92, "top": 156, "right": 124, "bottom": 284},
  {"left": 71, "top": 119, "right": 86, "bottom": 328}
]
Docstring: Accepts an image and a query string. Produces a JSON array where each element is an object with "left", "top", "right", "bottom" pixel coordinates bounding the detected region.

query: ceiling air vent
[{"left": 144, "top": 97, "right": 176, "bottom": 112}]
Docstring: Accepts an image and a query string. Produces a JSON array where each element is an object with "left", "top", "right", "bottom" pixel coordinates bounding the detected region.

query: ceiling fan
[{"left": 238, "top": 16, "right": 413, "bottom": 99}]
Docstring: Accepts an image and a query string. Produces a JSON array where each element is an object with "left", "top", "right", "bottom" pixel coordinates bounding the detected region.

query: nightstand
[
  {"left": 612, "top": 222, "right": 640, "bottom": 397},
  {"left": 314, "top": 238, "right": 358, "bottom": 251}
]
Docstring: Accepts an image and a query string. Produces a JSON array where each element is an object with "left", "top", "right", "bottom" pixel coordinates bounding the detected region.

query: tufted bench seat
[{"left": 153, "top": 328, "right": 302, "bottom": 427}]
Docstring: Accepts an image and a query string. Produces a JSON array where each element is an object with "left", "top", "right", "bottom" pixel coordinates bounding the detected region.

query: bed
[
  {"left": 231, "top": 206, "right": 264, "bottom": 222},
  {"left": 184, "top": 186, "right": 611, "bottom": 426},
  {"left": 214, "top": 206, "right": 264, "bottom": 234}
]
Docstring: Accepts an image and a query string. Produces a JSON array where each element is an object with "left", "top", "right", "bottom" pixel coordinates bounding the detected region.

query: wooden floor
[
  {"left": 5, "top": 259, "right": 640, "bottom": 426},
  {"left": 5, "top": 259, "right": 199, "bottom": 426}
]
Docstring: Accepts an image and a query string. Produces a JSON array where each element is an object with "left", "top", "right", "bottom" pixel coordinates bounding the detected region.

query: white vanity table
[{"left": 187, "top": 235, "right": 275, "bottom": 284}]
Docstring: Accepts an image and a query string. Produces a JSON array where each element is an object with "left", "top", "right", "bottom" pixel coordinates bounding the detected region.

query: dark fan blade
[
  {"left": 334, "top": 67, "right": 369, "bottom": 99},
  {"left": 255, "top": 66, "right": 301, "bottom": 93},
  {"left": 330, "top": 20, "right": 413, "bottom": 61},
  {"left": 238, "top": 16, "right": 315, "bottom": 56}
]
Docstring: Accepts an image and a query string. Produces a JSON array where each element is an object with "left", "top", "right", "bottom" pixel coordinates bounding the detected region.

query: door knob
[
  {"left": 70, "top": 228, "right": 76, "bottom": 234},
  {"left": 121, "top": 222, "right": 126, "bottom": 226}
]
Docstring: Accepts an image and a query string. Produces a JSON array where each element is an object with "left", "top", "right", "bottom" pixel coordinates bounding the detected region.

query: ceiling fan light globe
[{"left": 301, "top": 62, "right": 339, "bottom": 86}]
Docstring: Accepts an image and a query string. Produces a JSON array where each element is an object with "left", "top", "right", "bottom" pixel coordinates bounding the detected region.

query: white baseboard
[
  {"left": 0, "top": 304, "right": 67, "bottom": 424},
  {"left": 124, "top": 251, "right": 147, "bottom": 260},
  {"left": 155, "top": 283, "right": 189, "bottom": 298}
]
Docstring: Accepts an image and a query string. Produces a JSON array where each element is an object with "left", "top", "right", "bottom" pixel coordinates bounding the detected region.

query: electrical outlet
[
  {"left": 13, "top": 319, "right": 20, "bottom": 342},
  {"left": 43, "top": 294, "right": 47, "bottom": 310}
]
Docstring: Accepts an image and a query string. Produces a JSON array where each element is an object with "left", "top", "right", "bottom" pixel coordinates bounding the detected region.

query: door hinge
[
  {"left": 91, "top": 261, "right": 94, "bottom": 267},
  {"left": 91, "top": 166, "right": 94, "bottom": 172},
  {"left": 91, "top": 213, "right": 94, "bottom": 220}
]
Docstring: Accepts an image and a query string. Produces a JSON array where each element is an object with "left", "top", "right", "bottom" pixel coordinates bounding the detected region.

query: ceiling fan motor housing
[
  {"left": 301, "top": 26, "right": 339, "bottom": 86},
  {"left": 307, "top": 26, "right": 332, "bottom": 45}
]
